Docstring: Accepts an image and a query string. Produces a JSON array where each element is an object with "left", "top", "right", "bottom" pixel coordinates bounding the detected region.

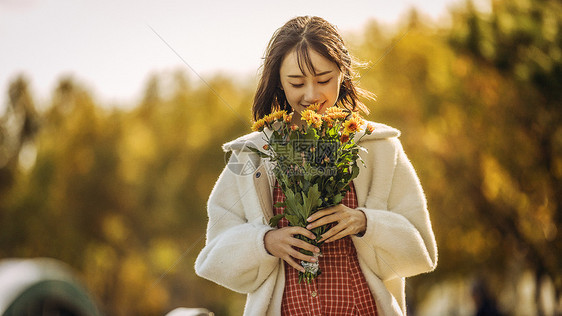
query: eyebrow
[{"left": 287, "top": 70, "right": 333, "bottom": 78}]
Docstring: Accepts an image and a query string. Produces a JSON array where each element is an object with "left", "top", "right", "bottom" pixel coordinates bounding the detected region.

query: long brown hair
[{"left": 252, "top": 16, "right": 373, "bottom": 121}]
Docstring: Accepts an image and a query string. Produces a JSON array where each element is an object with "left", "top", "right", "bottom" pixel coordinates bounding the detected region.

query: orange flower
[
  {"left": 351, "top": 111, "right": 365, "bottom": 126},
  {"left": 270, "top": 110, "right": 286, "bottom": 121},
  {"left": 325, "top": 106, "right": 343, "bottom": 114},
  {"left": 261, "top": 115, "right": 273, "bottom": 125},
  {"left": 301, "top": 110, "right": 323, "bottom": 129},
  {"left": 321, "top": 114, "right": 333, "bottom": 124},
  {"left": 283, "top": 112, "right": 293, "bottom": 123},
  {"left": 365, "top": 123, "right": 375, "bottom": 135},
  {"left": 306, "top": 103, "right": 321, "bottom": 111},
  {"left": 290, "top": 125, "right": 299, "bottom": 131},
  {"left": 262, "top": 112, "right": 283, "bottom": 126},
  {"left": 252, "top": 110, "right": 285, "bottom": 131},
  {"left": 340, "top": 133, "right": 350, "bottom": 143},
  {"left": 263, "top": 144, "right": 269, "bottom": 150},
  {"left": 342, "top": 116, "right": 361, "bottom": 134},
  {"left": 325, "top": 106, "right": 347, "bottom": 120}
]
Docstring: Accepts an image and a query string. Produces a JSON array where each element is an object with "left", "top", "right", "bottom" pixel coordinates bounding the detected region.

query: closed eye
[
  {"left": 318, "top": 79, "right": 331, "bottom": 84},
  {"left": 290, "top": 83, "right": 304, "bottom": 88}
]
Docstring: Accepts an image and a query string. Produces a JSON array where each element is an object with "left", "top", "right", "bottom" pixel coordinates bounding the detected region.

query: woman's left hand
[{"left": 305, "top": 204, "right": 367, "bottom": 243}]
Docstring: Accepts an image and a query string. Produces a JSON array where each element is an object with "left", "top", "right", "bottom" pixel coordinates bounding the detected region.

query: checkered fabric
[{"left": 273, "top": 180, "right": 378, "bottom": 316}]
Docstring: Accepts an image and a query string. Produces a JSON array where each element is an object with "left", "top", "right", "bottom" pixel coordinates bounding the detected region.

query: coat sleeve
[
  {"left": 353, "top": 138, "right": 438, "bottom": 282},
  {"left": 194, "top": 154, "right": 279, "bottom": 293}
]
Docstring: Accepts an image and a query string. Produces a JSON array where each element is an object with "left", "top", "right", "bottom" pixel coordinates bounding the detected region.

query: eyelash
[{"left": 290, "top": 79, "right": 331, "bottom": 88}]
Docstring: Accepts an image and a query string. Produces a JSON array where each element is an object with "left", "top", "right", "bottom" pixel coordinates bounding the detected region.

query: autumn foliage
[{"left": 0, "top": 0, "right": 560, "bottom": 314}]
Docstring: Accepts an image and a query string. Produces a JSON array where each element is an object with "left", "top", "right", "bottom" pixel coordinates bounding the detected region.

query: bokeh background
[{"left": 1, "top": 0, "right": 561, "bottom": 315}]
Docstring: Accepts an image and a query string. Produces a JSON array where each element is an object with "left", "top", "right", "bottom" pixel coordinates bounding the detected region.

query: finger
[
  {"left": 307, "top": 207, "right": 337, "bottom": 222},
  {"left": 289, "top": 248, "right": 317, "bottom": 263},
  {"left": 291, "top": 239, "right": 320, "bottom": 254},
  {"left": 288, "top": 227, "right": 316, "bottom": 240},
  {"left": 324, "top": 227, "right": 353, "bottom": 243},
  {"left": 284, "top": 256, "right": 305, "bottom": 273},
  {"left": 306, "top": 213, "right": 345, "bottom": 230},
  {"left": 319, "top": 222, "right": 347, "bottom": 242}
]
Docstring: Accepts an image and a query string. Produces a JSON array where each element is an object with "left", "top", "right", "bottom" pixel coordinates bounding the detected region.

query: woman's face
[{"left": 279, "top": 48, "right": 343, "bottom": 121}]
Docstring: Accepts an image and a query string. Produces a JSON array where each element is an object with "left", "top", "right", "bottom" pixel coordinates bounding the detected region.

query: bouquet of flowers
[{"left": 251, "top": 103, "right": 374, "bottom": 283}]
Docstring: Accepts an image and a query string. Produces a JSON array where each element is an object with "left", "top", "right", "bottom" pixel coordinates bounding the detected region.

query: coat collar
[{"left": 222, "top": 121, "right": 401, "bottom": 154}]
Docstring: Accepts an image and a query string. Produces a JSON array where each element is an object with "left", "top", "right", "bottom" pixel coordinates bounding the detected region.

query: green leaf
[
  {"left": 303, "top": 125, "right": 318, "bottom": 140},
  {"left": 283, "top": 188, "right": 304, "bottom": 219},
  {"left": 269, "top": 214, "right": 285, "bottom": 227},
  {"left": 285, "top": 214, "right": 302, "bottom": 226},
  {"left": 302, "top": 183, "right": 322, "bottom": 218},
  {"left": 332, "top": 193, "right": 343, "bottom": 205},
  {"left": 273, "top": 202, "right": 285, "bottom": 208},
  {"left": 351, "top": 164, "right": 360, "bottom": 180}
]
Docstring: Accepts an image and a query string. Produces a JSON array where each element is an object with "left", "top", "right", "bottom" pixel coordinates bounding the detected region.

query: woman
[{"left": 195, "top": 16, "right": 437, "bottom": 316}]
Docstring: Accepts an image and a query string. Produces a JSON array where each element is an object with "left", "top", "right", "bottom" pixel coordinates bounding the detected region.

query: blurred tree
[
  {"left": 0, "top": 72, "right": 254, "bottom": 315},
  {"left": 0, "top": 75, "right": 39, "bottom": 192},
  {"left": 2, "top": 1, "right": 561, "bottom": 314},
  {"left": 354, "top": 0, "right": 561, "bottom": 313},
  {"left": 447, "top": 0, "right": 562, "bottom": 305}
]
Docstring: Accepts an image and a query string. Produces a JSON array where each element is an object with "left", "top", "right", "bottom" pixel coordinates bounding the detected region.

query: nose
[{"left": 303, "top": 85, "right": 320, "bottom": 104}]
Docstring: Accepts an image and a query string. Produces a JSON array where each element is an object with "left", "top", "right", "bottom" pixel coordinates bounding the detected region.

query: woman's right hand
[{"left": 264, "top": 227, "right": 320, "bottom": 273}]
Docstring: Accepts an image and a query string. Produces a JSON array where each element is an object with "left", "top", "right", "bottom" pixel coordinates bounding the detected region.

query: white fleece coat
[{"left": 195, "top": 122, "right": 437, "bottom": 316}]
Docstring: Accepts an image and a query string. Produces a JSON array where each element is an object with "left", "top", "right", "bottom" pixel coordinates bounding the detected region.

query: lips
[{"left": 317, "top": 101, "right": 327, "bottom": 113}]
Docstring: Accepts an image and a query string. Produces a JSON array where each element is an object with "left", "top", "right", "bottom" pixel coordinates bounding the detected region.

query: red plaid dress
[{"left": 273, "top": 180, "right": 378, "bottom": 316}]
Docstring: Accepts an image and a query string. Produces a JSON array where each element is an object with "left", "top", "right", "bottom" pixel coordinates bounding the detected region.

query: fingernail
[
  {"left": 306, "top": 217, "right": 312, "bottom": 222},
  {"left": 306, "top": 225, "right": 311, "bottom": 229},
  {"left": 315, "top": 248, "right": 320, "bottom": 253},
  {"left": 311, "top": 257, "right": 316, "bottom": 262}
]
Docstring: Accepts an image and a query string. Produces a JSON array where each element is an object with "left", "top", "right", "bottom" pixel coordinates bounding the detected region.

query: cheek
[
  {"left": 283, "top": 87, "right": 300, "bottom": 103},
  {"left": 281, "top": 88, "right": 301, "bottom": 111},
  {"left": 327, "top": 81, "right": 342, "bottom": 100}
]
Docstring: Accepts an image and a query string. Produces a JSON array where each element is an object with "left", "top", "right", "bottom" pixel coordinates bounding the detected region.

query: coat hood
[{"left": 222, "top": 121, "right": 401, "bottom": 154}]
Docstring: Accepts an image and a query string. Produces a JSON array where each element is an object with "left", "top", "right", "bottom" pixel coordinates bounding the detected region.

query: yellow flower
[
  {"left": 365, "top": 123, "right": 375, "bottom": 135},
  {"left": 325, "top": 107, "right": 347, "bottom": 120},
  {"left": 342, "top": 116, "right": 361, "bottom": 134},
  {"left": 269, "top": 110, "right": 286, "bottom": 121},
  {"left": 263, "top": 114, "right": 276, "bottom": 125},
  {"left": 321, "top": 114, "right": 333, "bottom": 124},
  {"left": 351, "top": 111, "right": 365, "bottom": 126},
  {"left": 283, "top": 112, "right": 293, "bottom": 123},
  {"left": 251, "top": 118, "right": 266, "bottom": 132},
  {"left": 325, "top": 106, "right": 342, "bottom": 114},
  {"left": 301, "top": 110, "right": 323, "bottom": 129},
  {"left": 306, "top": 103, "right": 321, "bottom": 111}
]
